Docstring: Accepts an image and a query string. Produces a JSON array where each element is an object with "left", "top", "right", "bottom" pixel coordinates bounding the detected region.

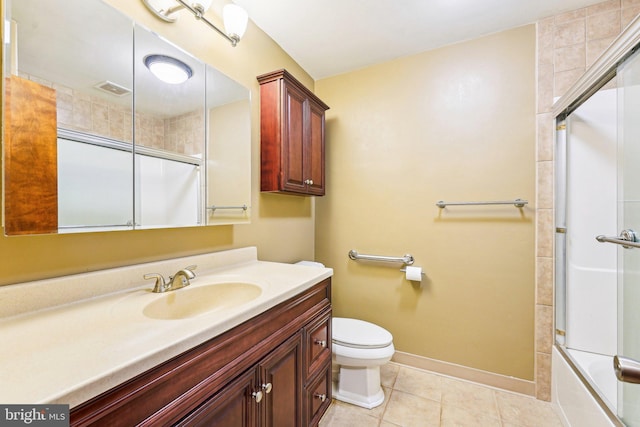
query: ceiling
[{"left": 234, "top": 0, "right": 606, "bottom": 79}]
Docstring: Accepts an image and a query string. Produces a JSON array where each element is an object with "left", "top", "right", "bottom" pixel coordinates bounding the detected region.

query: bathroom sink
[{"left": 143, "top": 282, "right": 262, "bottom": 320}]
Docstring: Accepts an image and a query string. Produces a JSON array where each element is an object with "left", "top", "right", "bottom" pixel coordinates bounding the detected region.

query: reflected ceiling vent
[{"left": 94, "top": 80, "right": 131, "bottom": 96}]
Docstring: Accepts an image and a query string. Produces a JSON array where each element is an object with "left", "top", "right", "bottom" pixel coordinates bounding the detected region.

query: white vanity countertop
[{"left": 0, "top": 248, "right": 332, "bottom": 407}]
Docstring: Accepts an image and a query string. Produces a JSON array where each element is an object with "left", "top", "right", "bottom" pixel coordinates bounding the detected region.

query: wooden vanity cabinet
[
  {"left": 258, "top": 69, "right": 330, "bottom": 196},
  {"left": 70, "top": 279, "right": 332, "bottom": 427},
  {"left": 177, "top": 333, "right": 302, "bottom": 427}
]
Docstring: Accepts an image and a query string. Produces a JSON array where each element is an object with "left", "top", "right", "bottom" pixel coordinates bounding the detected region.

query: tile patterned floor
[{"left": 319, "top": 362, "right": 564, "bottom": 427}]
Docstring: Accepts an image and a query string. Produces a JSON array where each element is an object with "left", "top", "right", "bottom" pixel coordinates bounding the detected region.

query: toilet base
[{"left": 332, "top": 364, "right": 385, "bottom": 409}]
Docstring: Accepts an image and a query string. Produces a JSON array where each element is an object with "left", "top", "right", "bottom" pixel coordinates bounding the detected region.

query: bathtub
[
  {"left": 553, "top": 347, "right": 620, "bottom": 427},
  {"left": 566, "top": 349, "right": 617, "bottom": 410}
]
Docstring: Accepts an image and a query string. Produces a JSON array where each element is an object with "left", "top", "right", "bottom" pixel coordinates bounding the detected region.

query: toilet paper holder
[{"left": 399, "top": 267, "right": 425, "bottom": 276}]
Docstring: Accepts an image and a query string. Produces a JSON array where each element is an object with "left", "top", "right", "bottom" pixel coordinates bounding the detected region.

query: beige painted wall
[
  {"left": 315, "top": 25, "right": 536, "bottom": 380},
  {"left": 0, "top": 0, "right": 316, "bottom": 286}
]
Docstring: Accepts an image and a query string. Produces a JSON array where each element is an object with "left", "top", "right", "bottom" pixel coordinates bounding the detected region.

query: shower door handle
[
  {"left": 614, "top": 355, "right": 640, "bottom": 384},
  {"left": 596, "top": 229, "right": 640, "bottom": 249}
]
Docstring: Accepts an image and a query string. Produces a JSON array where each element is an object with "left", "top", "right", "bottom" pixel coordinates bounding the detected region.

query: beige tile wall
[
  {"left": 161, "top": 110, "right": 205, "bottom": 156},
  {"left": 20, "top": 72, "right": 202, "bottom": 156},
  {"left": 535, "top": 0, "right": 640, "bottom": 400}
]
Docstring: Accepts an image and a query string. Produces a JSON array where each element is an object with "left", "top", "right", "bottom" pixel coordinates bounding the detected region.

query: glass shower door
[{"left": 615, "top": 48, "right": 640, "bottom": 426}]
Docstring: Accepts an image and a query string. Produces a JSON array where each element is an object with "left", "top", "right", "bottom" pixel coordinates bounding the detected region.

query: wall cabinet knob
[
  {"left": 314, "top": 339, "right": 327, "bottom": 348},
  {"left": 314, "top": 393, "right": 327, "bottom": 402},
  {"left": 262, "top": 382, "right": 273, "bottom": 394},
  {"left": 252, "top": 390, "right": 263, "bottom": 403},
  {"left": 304, "top": 179, "right": 314, "bottom": 185}
]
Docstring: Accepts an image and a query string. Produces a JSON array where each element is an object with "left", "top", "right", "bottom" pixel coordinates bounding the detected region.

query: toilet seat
[{"left": 332, "top": 317, "right": 393, "bottom": 349}]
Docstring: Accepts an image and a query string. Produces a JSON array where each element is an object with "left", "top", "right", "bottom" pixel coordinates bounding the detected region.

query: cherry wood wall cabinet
[
  {"left": 70, "top": 279, "right": 332, "bottom": 427},
  {"left": 257, "top": 69, "right": 330, "bottom": 196}
]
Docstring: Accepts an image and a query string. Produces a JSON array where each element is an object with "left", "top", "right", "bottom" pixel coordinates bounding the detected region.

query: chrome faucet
[{"left": 144, "top": 265, "right": 197, "bottom": 293}]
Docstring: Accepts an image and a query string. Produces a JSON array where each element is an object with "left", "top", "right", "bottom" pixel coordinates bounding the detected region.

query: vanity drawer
[
  {"left": 305, "top": 365, "right": 331, "bottom": 426},
  {"left": 304, "top": 309, "right": 331, "bottom": 379}
]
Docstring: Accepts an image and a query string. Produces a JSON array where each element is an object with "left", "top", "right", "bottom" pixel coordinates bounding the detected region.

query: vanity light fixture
[
  {"left": 141, "top": 0, "right": 249, "bottom": 47},
  {"left": 144, "top": 54, "right": 193, "bottom": 84}
]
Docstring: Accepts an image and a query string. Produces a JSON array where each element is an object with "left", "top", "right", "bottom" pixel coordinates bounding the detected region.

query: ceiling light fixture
[
  {"left": 144, "top": 54, "right": 193, "bottom": 84},
  {"left": 141, "top": 0, "right": 249, "bottom": 47}
]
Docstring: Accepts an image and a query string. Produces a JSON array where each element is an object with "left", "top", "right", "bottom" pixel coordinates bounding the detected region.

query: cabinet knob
[
  {"left": 314, "top": 339, "right": 327, "bottom": 348},
  {"left": 314, "top": 393, "right": 327, "bottom": 402},
  {"left": 262, "top": 382, "right": 273, "bottom": 394},
  {"left": 252, "top": 390, "right": 263, "bottom": 403},
  {"left": 304, "top": 179, "right": 314, "bottom": 185}
]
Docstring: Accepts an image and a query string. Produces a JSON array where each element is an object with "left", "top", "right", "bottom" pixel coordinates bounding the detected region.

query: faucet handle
[
  {"left": 144, "top": 273, "right": 167, "bottom": 293},
  {"left": 182, "top": 265, "right": 197, "bottom": 279}
]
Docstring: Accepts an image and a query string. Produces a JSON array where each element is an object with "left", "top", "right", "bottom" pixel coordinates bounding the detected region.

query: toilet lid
[{"left": 332, "top": 317, "right": 393, "bottom": 349}]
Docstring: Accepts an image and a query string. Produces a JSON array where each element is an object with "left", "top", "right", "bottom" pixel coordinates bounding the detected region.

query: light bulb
[
  {"left": 223, "top": 4, "right": 248, "bottom": 41},
  {"left": 192, "top": 0, "right": 213, "bottom": 14},
  {"left": 144, "top": 55, "right": 193, "bottom": 85}
]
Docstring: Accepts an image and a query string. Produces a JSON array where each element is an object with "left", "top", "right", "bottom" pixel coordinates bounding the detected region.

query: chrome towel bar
[
  {"left": 348, "top": 250, "right": 414, "bottom": 265},
  {"left": 436, "top": 198, "right": 528, "bottom": 208},
  {"left": 207, "top": 205, "right": 248, "bottom": 212},
  {"left": 596, "top": 229, "right": 640, "bottom": 249}
]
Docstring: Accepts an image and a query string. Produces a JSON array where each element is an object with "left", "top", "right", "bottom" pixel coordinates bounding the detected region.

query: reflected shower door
[{"left": 617, "top": 48, "right": 640, "bottom": 426}]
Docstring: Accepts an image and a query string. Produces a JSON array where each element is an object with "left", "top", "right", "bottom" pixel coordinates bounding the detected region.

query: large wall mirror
[{"left": 3, "top": 0, "right": 251, "bottom": 235}]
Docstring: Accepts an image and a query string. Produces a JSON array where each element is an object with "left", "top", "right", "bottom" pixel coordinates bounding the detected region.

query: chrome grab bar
[
  {"left": 614, "top": 355, "right": 640, "bottom": 384},
  {"left": 436, "top": 199, "right": 528, "bottom": 208},
  {"left": 596, "top": 229, "right": 640, "bottom": 249},
  {"left": 348, "top": 250, "right": 414, "bottom": 265}
]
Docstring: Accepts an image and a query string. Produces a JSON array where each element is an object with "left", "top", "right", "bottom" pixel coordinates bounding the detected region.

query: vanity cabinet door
[
  {"left": 259, "top": 332, "right": 303, "bottom": 427},
  {"left": 176, "top": 369, "right": 258, "bottom": 427},
  {"left": 181, "top": 332, "right": 304, "bottom": 427}
]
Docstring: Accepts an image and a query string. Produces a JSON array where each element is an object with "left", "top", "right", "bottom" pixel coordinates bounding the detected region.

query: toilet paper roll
[{"left": 405, "top": 266, "right": 423, "bottom": 281}]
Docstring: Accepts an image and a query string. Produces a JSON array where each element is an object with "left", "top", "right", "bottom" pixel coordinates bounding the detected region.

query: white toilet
[
  {"left": 293, "top": 261, "right": 395, "bottom": 409},
  {"left": 331, "top": 317, "right": 395, "bottom": 409}
]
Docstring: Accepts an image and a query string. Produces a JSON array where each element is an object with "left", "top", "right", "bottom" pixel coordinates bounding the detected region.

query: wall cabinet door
[
  {"left": 303, "top": 99, "right": 326, "bottom": 196},
  {"left": 282, "top": 82, "right": 308, "bottom": 193}
]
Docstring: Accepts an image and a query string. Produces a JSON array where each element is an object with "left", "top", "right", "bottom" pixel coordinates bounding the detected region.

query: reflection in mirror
[
  {"left": 4, "top": 0, "right": 134, "bottom": 234},
  {"left": 206, "top": 66, "right": 251, "bottom": 225},
  {"left": 3, "top": 0, "right": 251, "bottom": 235},
  {"left": 134, "top": 24, "right": 205, "bottom": 229}
]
